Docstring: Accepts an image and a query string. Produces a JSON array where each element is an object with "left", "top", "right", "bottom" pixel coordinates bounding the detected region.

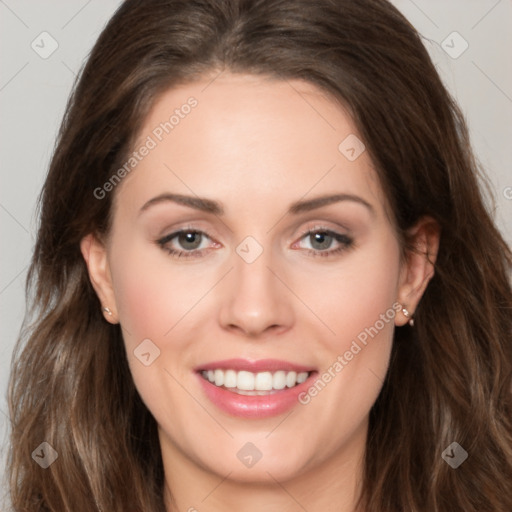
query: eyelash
[{"left": 156, "top": 226, "right": 354, "bottom": 259}]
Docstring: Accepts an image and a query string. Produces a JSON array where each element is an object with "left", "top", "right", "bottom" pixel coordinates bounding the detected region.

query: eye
[
  {"left": 294, "top": 228, "right": 354, "bottom": 257},
  {"left": 156, "top": 226, "right": 354, "bottom": 260},
  {"left": 156, "top": 228, "right": 216, "bottom": 259}
]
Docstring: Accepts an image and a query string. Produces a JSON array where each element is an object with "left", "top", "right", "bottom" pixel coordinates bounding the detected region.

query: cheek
[
  {"left": 108, "top": 237, "right": 189, "bottom": 351},
  {"left": 112, "top": 264, "right": 168, "bottom": 342},
  {"left": 340, "top": 254, "right": 399, "bottom": 349},
  {"left": 338, "top": 238, "right": 400, "bottom": 379},
  {"left": 108, "top": 243, "right": 197, "bottom": 422},
  {"left": 297, "top": 232, "right": 400, "bottom": 412},
  {"left": 297, "top": 233, "right": 401, "bottom": 352}
]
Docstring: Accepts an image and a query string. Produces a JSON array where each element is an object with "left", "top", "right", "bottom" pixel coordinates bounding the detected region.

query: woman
[{"left": 8, "top": 0, "right": 512, "bottom": 510}]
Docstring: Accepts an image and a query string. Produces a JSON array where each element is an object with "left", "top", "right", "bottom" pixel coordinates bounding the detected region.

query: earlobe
[
  {"left": 396, "top": 216, "right": 440, "bottom": 326},
  {"left": 80, "top": 234, "right": 119, "bottom": 323}
]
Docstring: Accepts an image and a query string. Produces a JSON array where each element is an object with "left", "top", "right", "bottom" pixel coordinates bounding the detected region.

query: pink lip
[
  {"left": 194, "top": 359, "right": 317, "bottom": 419},
  {"left": 194, "top": 358, "right": 316, "bottom": 373}
]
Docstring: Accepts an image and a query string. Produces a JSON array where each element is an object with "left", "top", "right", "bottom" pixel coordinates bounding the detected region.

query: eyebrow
[{"left": 139, "top": 192, "right": 374, "bottom": 216}]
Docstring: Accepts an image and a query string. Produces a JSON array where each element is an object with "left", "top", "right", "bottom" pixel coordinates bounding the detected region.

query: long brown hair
[{"left": 8, "top": 0, "right": 512, "bottom": 510}]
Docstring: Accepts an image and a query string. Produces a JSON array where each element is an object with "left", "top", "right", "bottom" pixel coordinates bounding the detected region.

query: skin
[{"left": 81, "top": 73, "right": 439, "bottom": 512}]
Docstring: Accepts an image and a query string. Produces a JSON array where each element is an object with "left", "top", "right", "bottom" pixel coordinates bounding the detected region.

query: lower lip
[{"left": 195, "top": 372, "right": 317, "bottom": 419}]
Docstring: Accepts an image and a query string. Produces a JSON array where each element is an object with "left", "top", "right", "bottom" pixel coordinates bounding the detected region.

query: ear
[
  {"left": 80, "top": 233, "right": 119, "bottom": 324},
  {"left": 396, "top": 216, "right": 440, "bottom": 326}
]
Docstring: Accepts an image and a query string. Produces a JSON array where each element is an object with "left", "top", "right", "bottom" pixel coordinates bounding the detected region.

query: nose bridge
[
  {"left": 235, "top": 241, "right": 274, "bottom": 296},
  {"left": 218, "top": 235, "right": 294, "bottom": 336}
]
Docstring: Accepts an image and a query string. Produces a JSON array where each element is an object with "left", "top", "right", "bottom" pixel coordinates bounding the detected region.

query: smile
[
  {"left": 200, "top": 369, "right": 312, "bottom": 395},
  {"left": 195, "top": 358, "right": 317, "bottom": 418}
]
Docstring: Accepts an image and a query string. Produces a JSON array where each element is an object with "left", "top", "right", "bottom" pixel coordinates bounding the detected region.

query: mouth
[
  {"left": 194, "top": 358, "right": 317, "bottom": 418},
  {"left": 199, "top": 368, "right": 313, "bottom": 395}
]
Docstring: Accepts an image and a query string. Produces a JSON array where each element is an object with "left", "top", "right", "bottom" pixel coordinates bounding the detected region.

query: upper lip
[{"left": 195, "top": 358, "right": 316, "bottom": 373}]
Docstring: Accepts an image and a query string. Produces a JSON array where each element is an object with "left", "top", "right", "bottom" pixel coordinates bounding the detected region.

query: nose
[{"left": 218, "top": 247, "right": 295, "bottom": 338}]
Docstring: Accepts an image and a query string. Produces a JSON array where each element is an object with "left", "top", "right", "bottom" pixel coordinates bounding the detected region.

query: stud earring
[
  {"left": 102, "top": 306, "right": 112, "bottom": 316},
  {"left": 402, "top": 306, "right": 414, "bottom": 327}
]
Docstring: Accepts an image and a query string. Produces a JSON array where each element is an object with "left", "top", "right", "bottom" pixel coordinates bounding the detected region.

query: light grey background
[{"left": 1, "top": 0, "right": 511, "bottom": 507}]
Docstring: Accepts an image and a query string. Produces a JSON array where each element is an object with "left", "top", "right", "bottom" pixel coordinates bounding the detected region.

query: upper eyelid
[
  {"left": 154, "top": 213, "right": 353, "bottom": 238},
  {"left": 299, "top": 223, "right": 351, "bottom": 235}
]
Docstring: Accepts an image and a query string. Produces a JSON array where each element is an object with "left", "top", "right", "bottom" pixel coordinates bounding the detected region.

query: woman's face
[{"left": 88, "top": 73, "right": 413, "bottom": 487}]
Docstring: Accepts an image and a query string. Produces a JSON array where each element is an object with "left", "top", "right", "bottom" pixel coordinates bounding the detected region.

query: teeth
[
  {"left": 214, "top": 369, "right": 224, "bottom": 386},
  {"left": 201, "top": 369, "right": 310, "bottom": 392},
  {"left": 273, "top": 370, "right": 287, "bottom": 390},
  {"left": 238, "top": 370, "right": 255, "bottom": 390},
  {"left": 297, "top": 372, "right": 308, "bottom": 384},
  {"left": 285, "top": 371, "right": 297, "bottom": 388},
  {"left": 224, "top": 369, "right": 237, "bottom": 388},
  {"left": 255, "top": 371, "right": 272, "bottom": 391}
]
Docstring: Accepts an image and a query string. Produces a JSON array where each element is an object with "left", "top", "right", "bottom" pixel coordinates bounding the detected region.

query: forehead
[{"left": 113, "top": 73, "right": 387, "bottom": 220}]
